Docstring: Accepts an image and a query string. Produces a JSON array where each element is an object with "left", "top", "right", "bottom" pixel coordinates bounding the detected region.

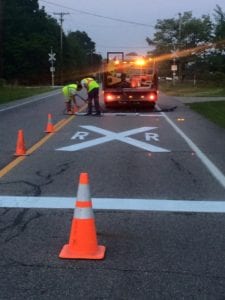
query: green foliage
[
  {"left": 3, "top": 0, "right": 61, "bottom": 83},
  {"left": 147, "top": 8, "right": 225, "bottom": 80},
  {"left": 2, "top": 0, "right": 101, "bottom": 84},
  {"left": 0, "top": 78, "right": 6, "bottom": 87},
  {"left": 200, "top": 72, "right": 225, "bottom": 86},
  {"left": 214, "top": 5, "right": 225, "bottom": 41}
]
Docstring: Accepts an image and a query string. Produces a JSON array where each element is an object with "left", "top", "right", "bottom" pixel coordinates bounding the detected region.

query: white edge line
[
  {"left": 158, "top": 106, "right": 225, "bottom": 189},
  {"left": 0, "top": 91, "right": 60, "bottom": 112},
  {"left": 103, "top": 113, "right": 163, "bottom": 117},
  {"left": 1, "top": 196, "right": 225, "bottom": 213}
]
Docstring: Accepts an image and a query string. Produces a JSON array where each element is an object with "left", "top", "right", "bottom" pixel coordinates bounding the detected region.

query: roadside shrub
[
  {"left": 0, "top": 78, "right": 6, "bottom": 87},
  {"left": 200, "top": 71, "right": 225, "bottom": 86}
]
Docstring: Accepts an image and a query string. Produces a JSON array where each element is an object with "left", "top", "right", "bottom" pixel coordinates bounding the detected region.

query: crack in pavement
[
  {"left": 170, "top": 157, "right": 198, "bottom": 184},
  {"left": 0, "top": 162, "right": 72, "bottom": 196},
  {"left": 0, "top": 209, "right": 42, "bottom": 243}
]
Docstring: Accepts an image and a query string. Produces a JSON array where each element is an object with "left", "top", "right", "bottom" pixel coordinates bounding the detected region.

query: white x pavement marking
[{"left": 56, "top": 126, "right": 170, "bottom": 152}]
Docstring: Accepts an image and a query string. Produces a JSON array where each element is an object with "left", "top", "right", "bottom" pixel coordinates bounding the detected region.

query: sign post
[
  {"left": 48, "top": 48, "right": 56, "bottom": 87},
  {"left": 171, "top": 64, "right": 177, "bottom": 86}
]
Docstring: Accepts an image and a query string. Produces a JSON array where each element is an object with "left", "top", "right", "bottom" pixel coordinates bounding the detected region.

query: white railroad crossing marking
[
  {"left": 145, "top": 132, "right": 159, "bottom": 142},
  {"left": 56, "top": 126, "right": 170, "bottom": 152}
]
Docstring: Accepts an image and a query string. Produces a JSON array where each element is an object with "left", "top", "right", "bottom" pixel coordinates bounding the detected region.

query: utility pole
[
  {"left": 178, "top": 12, "right": 182, "bottom": 81},
  {"left": 0, "top": 0, "right": 3, "bottom": 80},
  {"left": 178, "top": 13, "right": 182, "bottom": 44},
  {"left": 53, "top": 12, "right": 69, "bottom": 84}
]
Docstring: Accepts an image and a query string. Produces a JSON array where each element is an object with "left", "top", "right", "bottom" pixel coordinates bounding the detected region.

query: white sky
[{"left": 39, "top": 0, "right": 225, "bottom": 57}]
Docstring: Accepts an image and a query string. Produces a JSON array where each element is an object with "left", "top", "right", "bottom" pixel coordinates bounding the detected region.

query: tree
[
  {"left": 2, "top": 1, "right": 102, "bottom": 84},
  {"left": 147, "top": 12, "right": 213, "bottom": 80},
  {"left": 210, "top": 5, "right": 225, "bottom": 75},
  {"left": 214, "top": 5, "right": 225, "bottom": 41},
  {"left": 63, "top": 31, "right": 101, "bottom": 82},
  {"left": 3, "top": 0, "right": 61, "bottom": 83}
]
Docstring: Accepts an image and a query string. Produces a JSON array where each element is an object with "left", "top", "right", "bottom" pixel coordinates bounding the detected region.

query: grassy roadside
[
  {"left": 159, "top": 81, "right": 225, "bottom": 97},
  {"left": 0, "top": 86, "right": 56, "bottom": 105},
  {"left": 188, "top": 101, "right": 225, "bottom": 128},
  {"left": 160, "top": 81, "right": 225, "bottom": 129}
]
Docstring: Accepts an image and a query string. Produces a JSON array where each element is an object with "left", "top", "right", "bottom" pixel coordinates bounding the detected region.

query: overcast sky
[{"left": 39, "top": 0, "right": 225, "bottom": 57}]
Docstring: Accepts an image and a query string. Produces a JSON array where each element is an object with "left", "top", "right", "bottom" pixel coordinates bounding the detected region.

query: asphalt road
[{"left": 0, "top": 90, "right": 225, "bottom": 299}]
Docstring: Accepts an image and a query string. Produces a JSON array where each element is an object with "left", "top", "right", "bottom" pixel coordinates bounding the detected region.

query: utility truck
[{"left": 102, "top": 52, "right": 158, "bottom": 108}]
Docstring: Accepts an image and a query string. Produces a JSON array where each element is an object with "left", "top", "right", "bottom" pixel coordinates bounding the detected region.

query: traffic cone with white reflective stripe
[{"left": 59, "top": 173, "right": 106, "bottom": 259}]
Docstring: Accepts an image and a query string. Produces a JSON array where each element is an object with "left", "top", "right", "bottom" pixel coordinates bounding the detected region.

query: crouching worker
[{"left": 62, "top": 83, "right": 81, "bottom": 114}]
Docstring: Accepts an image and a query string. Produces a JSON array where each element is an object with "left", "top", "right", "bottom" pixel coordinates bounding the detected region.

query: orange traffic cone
[
  {"left": 73, "top": 105, "right": 79, "bottom": 113},
  {"left": 59, "top": 173, "right": 106, "bottom": 260},
  {"left": 45, "top": 113, "right": 54, "bottom": 133},
  {"left": 14, "top": 129, "right": 27, "bottom": 156}
]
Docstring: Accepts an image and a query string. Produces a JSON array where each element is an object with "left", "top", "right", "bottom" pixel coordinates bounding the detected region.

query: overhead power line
[{"left": 39, "top": 0, "right": 154, "bottom": 28}]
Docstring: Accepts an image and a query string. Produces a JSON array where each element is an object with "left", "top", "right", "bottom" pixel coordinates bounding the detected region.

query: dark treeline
[{"left": 1, "top": 0, "right": 102, "bottom": 85}]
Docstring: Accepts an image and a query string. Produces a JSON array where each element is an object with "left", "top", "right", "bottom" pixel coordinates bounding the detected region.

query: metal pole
[
  {"left": 178, "top": 13, "right": 182, "bottom": 43},
  {"left": 53, "top": 12, "right": 69, "bottom": 84},
  {"left": 51, "top": 59, "right": 54, "bottom": 87},
  {"left": 172, "top": 44, "right": 176, "bottom": 86},
  {"left": 48, "top": 48, "right": 56, "bottom": 87},
  {"left": 0, "top": 0, "right": 3, "bottom": 80},
  {"left": 178, "top": 13, "right": 182, "bottom": 81}
]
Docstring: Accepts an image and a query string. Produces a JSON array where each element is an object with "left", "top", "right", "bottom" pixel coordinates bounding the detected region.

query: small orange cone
[
  {"left": 45, "top": 113, "right": 54, "bottom": 133},
  {"left": 14, "top": 129, "right": 27, "bottom": 156},
  {"left": 73, "top": 106, "right": 79, "bottom": 113},
  {"left": 59, "top": 173, "right": 106, "bottom": 260}
]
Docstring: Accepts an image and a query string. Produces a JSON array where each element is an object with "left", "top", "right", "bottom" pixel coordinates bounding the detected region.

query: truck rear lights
[
  {"left": 105, "top": 94, "right": 114, "bottom": 101},
  {"left": 148, "top": 93, "right": 156, "bottom": 101},
  {"left": 105, "top": 94, "right": 121, "bottom": 102}
]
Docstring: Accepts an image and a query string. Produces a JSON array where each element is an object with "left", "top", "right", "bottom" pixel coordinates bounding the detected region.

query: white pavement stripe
[
  {"left": 103, "top": 113, "right": 163, "bottom": 117},
  {"left": 1, "top": 196, "right": 225, "bottom": 213},
  {"left": 0, "top": 91, "right": 60, "bottom": 112},
  {"left": 159, "top": 106, "right": 225, "bottom": 189}
]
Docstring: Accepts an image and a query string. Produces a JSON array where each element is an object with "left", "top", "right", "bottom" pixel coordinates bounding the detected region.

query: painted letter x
[{"left": 56, "top": 126, "right": 170, "bottom": 152}]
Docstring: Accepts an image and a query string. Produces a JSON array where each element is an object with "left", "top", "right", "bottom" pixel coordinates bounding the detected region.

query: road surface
[{"left": 0, "top": 90, "right": 225, "bottom": 299}]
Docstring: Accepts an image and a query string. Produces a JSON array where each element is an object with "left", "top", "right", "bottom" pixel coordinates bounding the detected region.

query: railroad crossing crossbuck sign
[
  {"left": 48, "top": 52, "right": 56, "bottom": 62},
  {"left": 56, "top": 126, "right": 170, "bottom": 152}
]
